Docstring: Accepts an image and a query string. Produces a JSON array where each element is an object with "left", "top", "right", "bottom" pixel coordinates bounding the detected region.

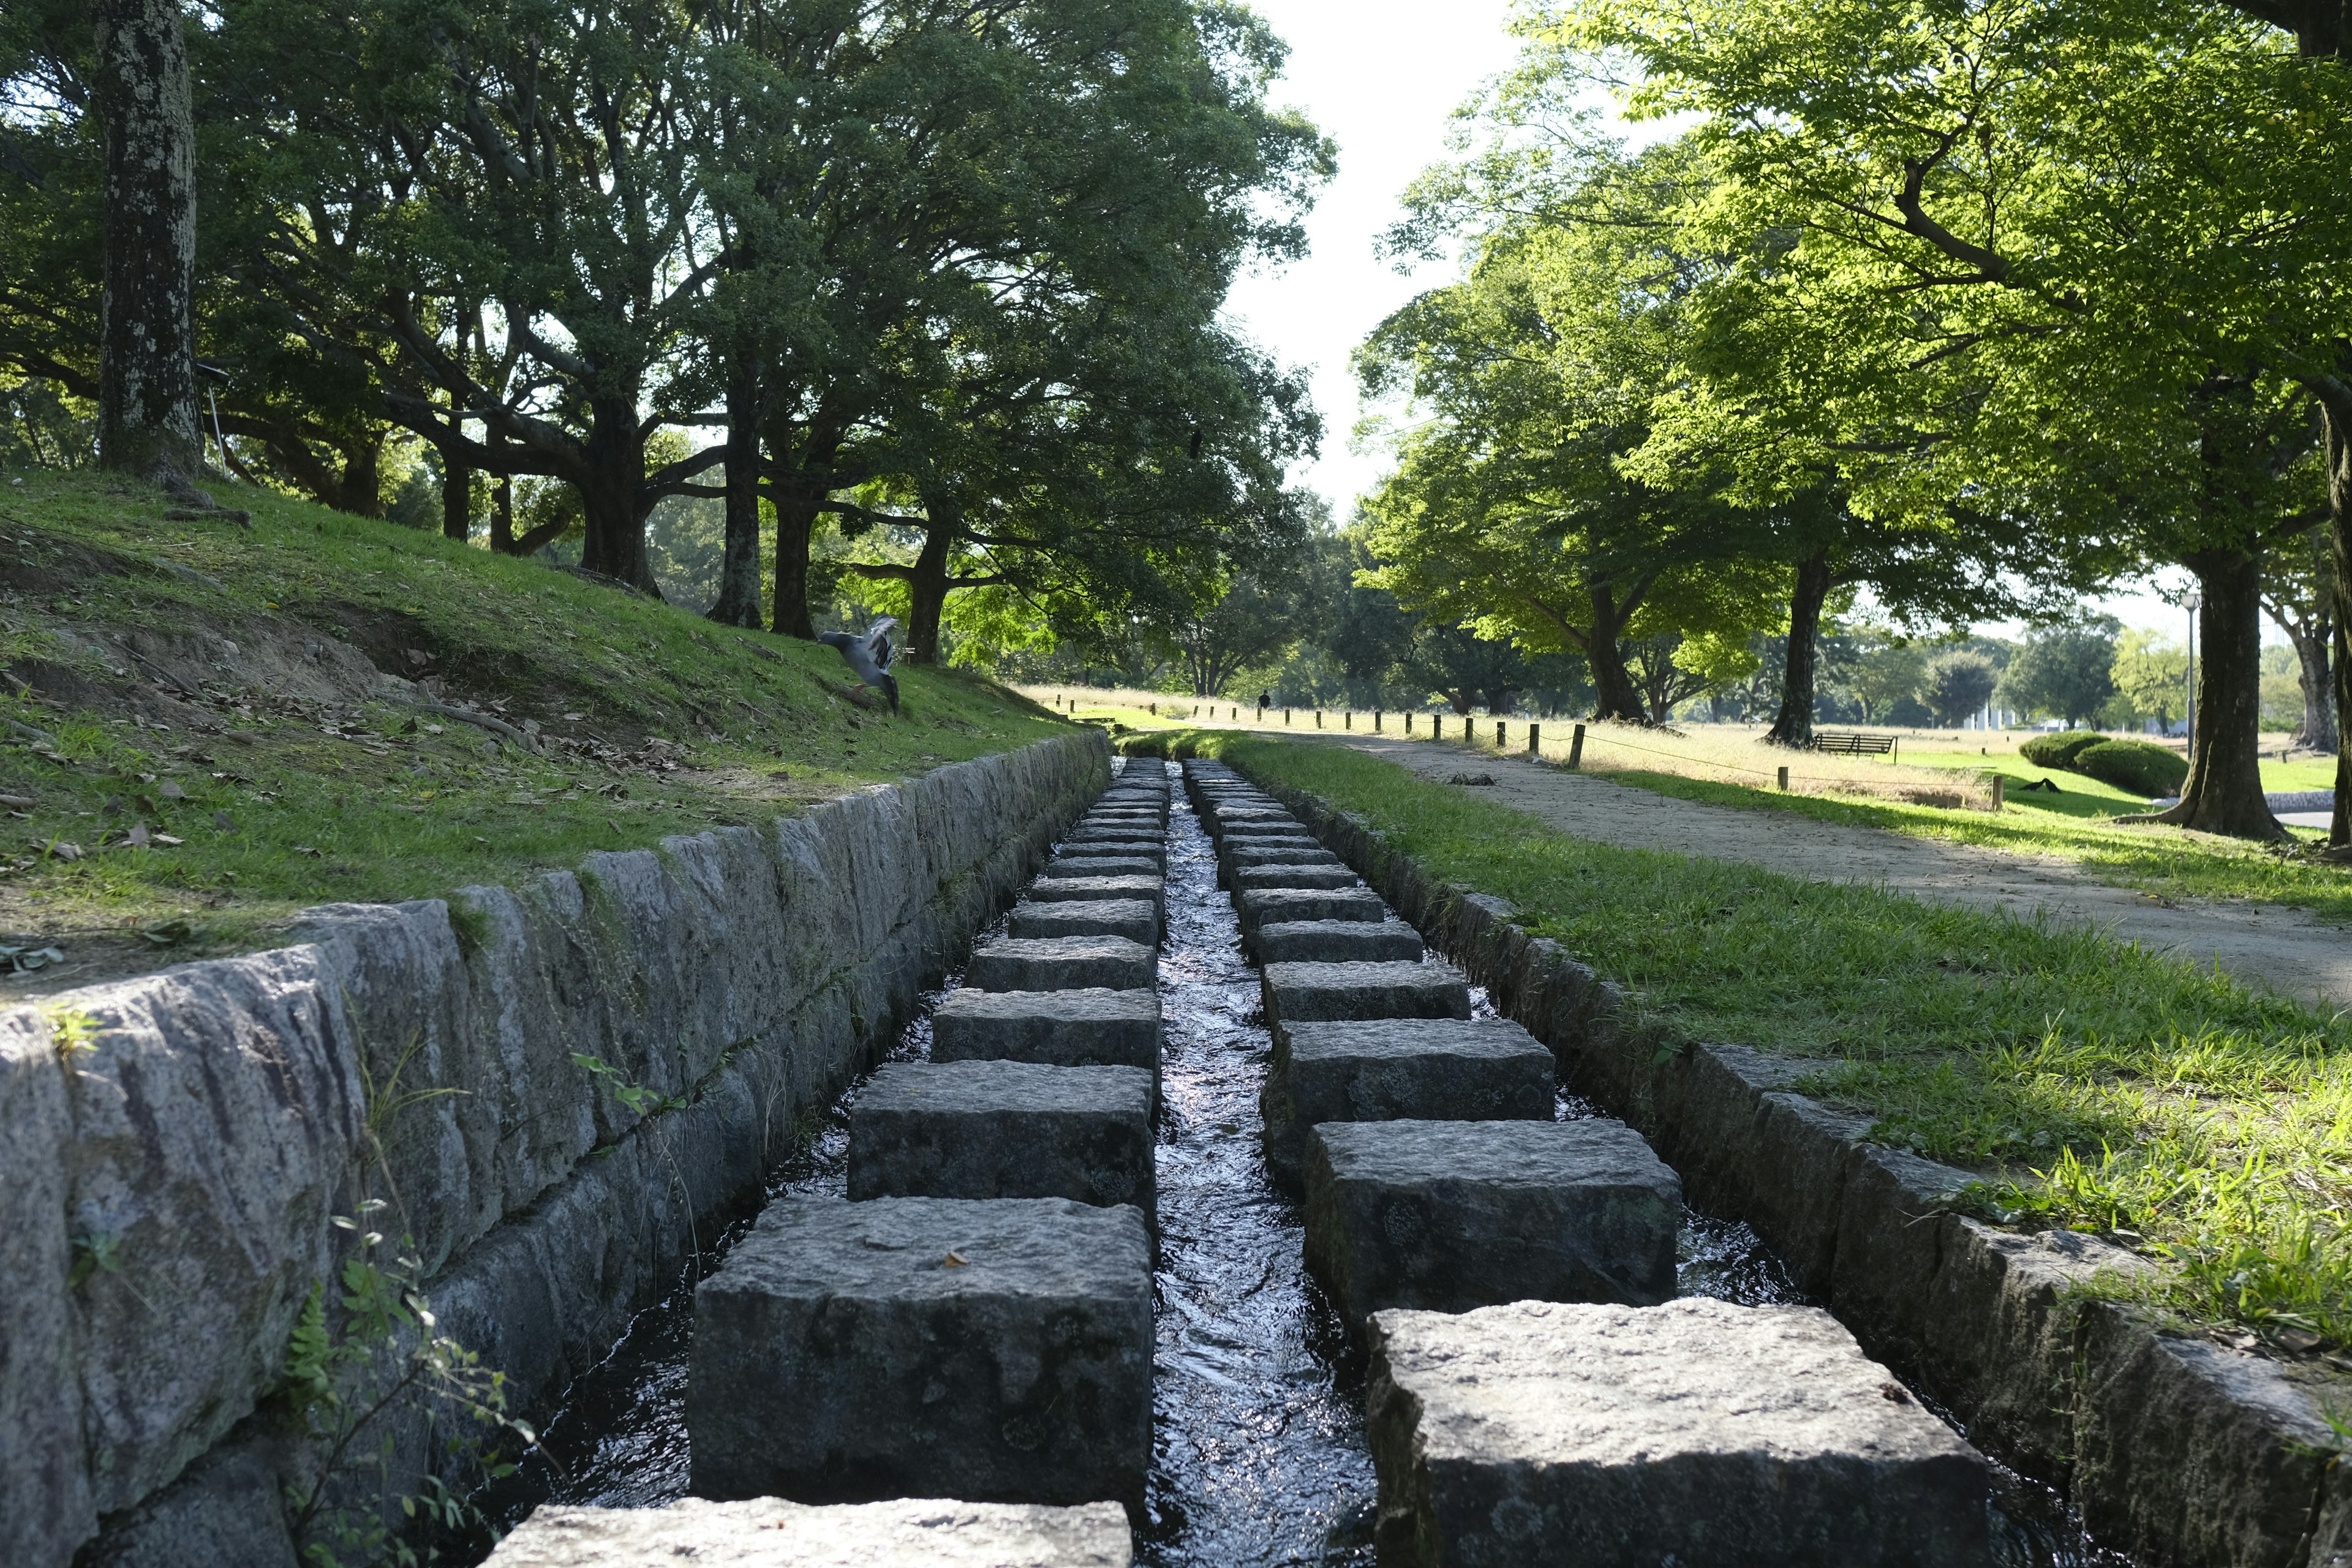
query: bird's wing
[{"left": 864, "top": 616, "right": 899, "bottom": 664}]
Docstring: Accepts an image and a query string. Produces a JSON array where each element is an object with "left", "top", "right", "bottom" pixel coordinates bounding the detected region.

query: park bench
[{"left": 1812, "top": 730, "right": 1898, "bottom": 758}]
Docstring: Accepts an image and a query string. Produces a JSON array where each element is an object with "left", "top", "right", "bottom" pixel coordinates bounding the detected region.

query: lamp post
[{"left": 2184, "top": 585, "right": 2202, "bottom": 756}]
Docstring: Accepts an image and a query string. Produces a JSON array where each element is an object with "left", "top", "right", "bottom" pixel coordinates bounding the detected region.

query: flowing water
[{"left": 471, "top": 767, "right": 2133, "bottom": 1567}]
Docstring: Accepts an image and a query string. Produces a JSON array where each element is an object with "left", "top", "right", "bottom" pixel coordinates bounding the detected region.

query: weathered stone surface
[
  {"left": 1261, "top": 960, "right": 1469, "bottom": 1035},
  {"left": 1237, "top": 889, "right": 1387, "bottom": 935},
  {"left": 1250, "top": 919, "right": 1424, "bottom": 967},
  {"left": 0, "top": 1014, "right": 92, "bottom": 1566},
  {"left": 966, "top": 937, "right": 1156, "bottom": 993},
  {"left": 1010, "top": 899, "right": 1158, "bottom": 948},
  {"left": 1216, "top": 821, "right": 1312, "bottom": 841},
  {"left": 1060, "top": 835, "right": 1164, "bottom": 866},
  {"left": 485, "top": 1498, "right": 1133, "bottom": 1567},
  {"left": 1917, "top": 1220, "right": 2150, "bottom": 1480},
  {"left": 1305, "top": 1119, "right": 1676, "bottom": 1332},
  {"left": 1038, "top": 856, "right": 1160, "bottom": 881},
  {"left": 1746, "top": 1091, "right": 1874, "bottom": 1297},
  {"left": 847, "top": 1061, "right": 1155, "bottom": 1212},
  {"left": 932, "top": 989, "right": 1163, "bottom": 1076},
  {"left": 1232, "top": 864, "right": 1362, "bottom": 892},
  {"left": 1021, "top": 876, "right": 1165, "bottom": 924},
  {"left": 1224, "top": 845, "right": 1342, "bottom": 871},
  {"left": 3, "top": 735, "right": 1107, "bottom": 1568},
  {"left": 689, "top": 1197, "right": 1153, "bottom": 1509},
  {"left": 1828, "top": 1143, "right": 1973, "bottom": 1373},
  {"left": 1261, "top": 1018, "right": 1551, "bottom": 1184},
  {"left": 1366, "top": 1298, "right": 1992, "bottom": 1567},
  {"left": 2071, "top": 1302, "right": 2337, "bottom": 1568},
  {"left": 72, "top": 1442, "right": 298, "bottom": 1568}
]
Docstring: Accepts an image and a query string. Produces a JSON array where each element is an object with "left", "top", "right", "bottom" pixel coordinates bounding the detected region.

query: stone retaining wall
[
  {"left": 1235, "top": 760, "right": 2352, "bottom": 1568},
  {"left": 1, "top": 733, "right": 1107, "bottom": 1568}
]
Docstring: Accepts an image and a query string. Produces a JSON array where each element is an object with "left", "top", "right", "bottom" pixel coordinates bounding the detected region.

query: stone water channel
[{"left": 472, "top": 756, "right": 2129, "bottom": 1566}]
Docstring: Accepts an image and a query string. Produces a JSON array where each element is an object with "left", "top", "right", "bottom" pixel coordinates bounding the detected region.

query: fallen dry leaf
[
  {"left": 126, "top": 823, "right": 149, "bottom": 848},
  {"left": 942, "top": 1251, "right": 969, "bottom": 1268},
  {"left": 159, "top": 781, "right": 185, "bottom": 800},
  {"left": 0, "top": 793, "right": 32, "bottom": 809}
]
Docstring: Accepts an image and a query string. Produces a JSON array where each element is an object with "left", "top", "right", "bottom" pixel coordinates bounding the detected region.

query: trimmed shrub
[
  {"left": 2020, "top": 729, "right": 2106, "bottom": 770},
  {"left": 2075, "top": 739, "right": 2188, "bottom": 797}
]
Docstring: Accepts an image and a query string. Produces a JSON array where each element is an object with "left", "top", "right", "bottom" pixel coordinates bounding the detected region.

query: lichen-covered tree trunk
[
  {"left": 95, "top": 0, "right": 202, "bottom": 484},
  {"left": 1767, "top": 550, "right": 1833, "bottom": 747}
]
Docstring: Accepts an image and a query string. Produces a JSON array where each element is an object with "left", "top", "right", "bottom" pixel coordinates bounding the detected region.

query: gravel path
[{"left": 1322, "top": 736, "right": 2352, "bottom": 1014}]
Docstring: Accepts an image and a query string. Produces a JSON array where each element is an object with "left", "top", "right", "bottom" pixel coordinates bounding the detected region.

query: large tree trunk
[
  {"left": 708, "top": 368, "right": 764, "bottom": 628},
  {"left": 334, "top": 434, "right": 383, "bottom": 517},
  {"left": 577, "top": 398, "right": 657, "bottom": 591},
  {"left": 95, "top": 0, "right": 202, "bottom": 486},
  {"left": 1586, "top": 585, "right": 1646, "bottom": 722},
  {"left": 2294, "top": 618, "right": 2337, "bottom": 753},
  {"left": 2326, "top": 387, "right": 2352, "bottom": 848},
  {"left": 2146, "top": 551, "right": 2283, "bottom": 839},
  {"left": 490, "top": 469, "right": 515, "bottom": 552},
  {"left": 440, "top": 454, "right": 472, "bottom": 542},
  {"left": 1767, "top": 551, "right": 1832, "bottom": 747},
  {"left": 903, "top": 509, "right": 956, "bottom": 665},
  {"left": 767, "top": 486, "right": 820, "bottom": 639}
]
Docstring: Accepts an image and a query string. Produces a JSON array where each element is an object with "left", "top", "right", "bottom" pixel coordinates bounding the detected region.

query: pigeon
[{"left": 818, "top": 616, "right": 899, "bottom": 714}]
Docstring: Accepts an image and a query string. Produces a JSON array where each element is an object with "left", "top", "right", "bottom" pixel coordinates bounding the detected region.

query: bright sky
[{"left": 1221, "top": 0, "right": 2207, "bottom": 641}]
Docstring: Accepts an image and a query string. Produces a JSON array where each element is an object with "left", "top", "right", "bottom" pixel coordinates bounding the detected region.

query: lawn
[
  {"left": 1160, "top": 729, "right": 2352, "bottom": 1352},
  {"left": 0, "top": 469, "right": 1074, "bottom": 989}
]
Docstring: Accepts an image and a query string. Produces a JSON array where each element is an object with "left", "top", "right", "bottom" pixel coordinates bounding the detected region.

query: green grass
[
  {"left": 0, "top": 469, "right": 1076, "bottom": 985},
  {"left": 1164, "top": 729, "right": 2352, "bottom": 1352}
]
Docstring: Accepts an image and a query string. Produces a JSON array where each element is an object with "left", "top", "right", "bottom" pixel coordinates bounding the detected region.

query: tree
[
  {"left": 2113, "top": 630, "right": 2192, "bottom": 729},
  {"left": 1847, "top": 635, "right": 1928, "bottom": 726},
  {"left": 2262, "top": 527, "right": 2337, "bottom": 752},
  {"left": 92, "top": 0, "right": 200, "bottom": 486},
  {"left": 1997, "top": 617, "right": 2122, "bottom": 728},
  {"left": 1920, "top": 652, "right": 1998, "bottom": 727}
]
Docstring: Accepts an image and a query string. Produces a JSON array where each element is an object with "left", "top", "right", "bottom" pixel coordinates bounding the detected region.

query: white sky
[{"left": 1219, "top": 0, "right": 2210, "bottom": 642}]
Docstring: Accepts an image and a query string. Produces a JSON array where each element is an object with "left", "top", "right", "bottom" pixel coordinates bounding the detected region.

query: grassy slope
[
  {"left": 0, "top": 470, "right": 1075, "bottom": 990},
  {"left": 1163, "top": 729, "right": 2352, "bottom": 1351}
]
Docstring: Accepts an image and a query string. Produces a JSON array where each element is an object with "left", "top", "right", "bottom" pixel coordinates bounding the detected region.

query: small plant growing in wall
[{"left": 278, "top": 1019, "right": 525, "bottom": 1567}]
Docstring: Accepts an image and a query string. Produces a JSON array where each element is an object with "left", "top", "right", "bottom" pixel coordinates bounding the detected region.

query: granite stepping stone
[
  {"left": 1216, "top": 821, "right": 1313, "bottom": 842},
  {"left": 1044, "top": 860, "right": 1161, "bottom": 884},
  {"left": 1261, "top": 959, "right": 1469, "bottom": 1036},
  {"left": 690, "top": 1196, "right": 1153, "bottom": 1510},
  {"left": 1250, "top": 919, "right": 1424, "bottom": 966},
  {"left": 1365, "top": 1297, "right": 1993, "bottom": 1566},
  {"left": 1305, "top": 1118, "right": 1675, "bottom": 1332},
  {"left": 1237, "top": 889, "right": 1387, "bottom": 937},
  {"left": 485, "top": 1497, "right": 1134, "bottom": 1567},
  {"left": 1261, "top": 1017, "right": 1555, "bottom": 1186},
  {"left": 1024, "top": 875, "right": 1165, "bottom": 923},
  {"left": 967, "top": 936, "right": 1156, "bottom": 992},
  {"left": 1011, "top": 898, "right": 1159, "bottom": 947},
  {"left": 1232, "top": 864, "right": 1362, "bottom": 892},
  {"left": 932, "top": 987, "right": 1163, "bottom": 1077},
  {"left": 848, "top": 1060, "right": 1155, "bottom": 1214},
  {"left": 1224, "top": 845, "right": 1343, "bottom": 871}
]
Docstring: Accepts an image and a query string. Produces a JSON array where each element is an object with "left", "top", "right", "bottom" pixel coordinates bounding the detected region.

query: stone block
[
  {"left": 1828, "top": 1142, "right": 1973, "bottom": 1371},
  {"left": 1224, "top": 846, "right": 1343, "bottom": 871},
  {"left": 689, "top": 1196, "right": 1153, "bottom": 1509},
  {"left": 2071, "top": 1302, "right": 2337, "bottom": 1568},
  {"left": 1010, "top": 899, "right": 1158, "bottom": 948},
  {"left": 1038, "top": 856, "right": 1160, "bottom": 881},
  {"left": 485, "top": 1497, "right": 1133, "bottom": 1567},
  {"left": 1365, "top": 1298, "right": 1992, "bottom": 1567},
  {"left": 848, "top": 1061, "right": 1155, "bottom": 1213},
  {"left": 932, "top": 988, "right": 1163, "bottom": 1077},
  {"left": 1216, "top": 821, "right": 1313, "bottom": 841},
  {"left": 1022, "top": 876, "right": 1164, "bottom": 924},
  {"left": 1303, "top": 1119, "right": 1677, "bottom": 1333},
  {"left": 1251, "top": 919, "right": 1423, "bottom": 966},
  {"left": 1261, "top": 960, "right": 1469, "bottom": 1035},
  {"left": 1061, "top": 833, "right": 1164, "bottom": 864},
  {"left": 1261, "top": 1019, "right": 1552, "bottom": 1185},
  {"left": 1237, "top": 889, "right": 1387, "bottom": 935},
  {"left": 1917, "top": 1219, "right": 2150, "bottom": 1480},
  {"left": 966, "top": 937, "right": 1156, "bottom": 993},
  {"left": 1233, "top": 865, "right": 1362, "bottom": 892}
]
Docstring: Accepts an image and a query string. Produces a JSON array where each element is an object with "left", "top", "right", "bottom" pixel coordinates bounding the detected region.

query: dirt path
[{"left": 1323, "top": 736, "right": 2352, "bottom": 1014}]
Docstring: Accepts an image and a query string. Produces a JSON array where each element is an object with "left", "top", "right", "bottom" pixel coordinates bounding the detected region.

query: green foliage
[
  {"left": 47, "top": 1003, "right": 99, "bottom": 1060},
  {"left": 2020, "top": 731, "right": 2109, "bottom": 770},
  {"left": 2075, "top": 739, "right": 2191, "bottom": 798},
  {"left": 2111, "top": 629, "right": 2192, "bottom": 728},
  {"left": 570, "top": 1053, "right": 686, "bottom": 1120},
  {"left": 1918, "top": 652, "right": 1998, "bottom": 726}
]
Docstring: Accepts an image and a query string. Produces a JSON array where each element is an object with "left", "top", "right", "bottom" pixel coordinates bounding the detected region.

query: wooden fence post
[{"left": 1568, "top": 723, "right": 1585, "bottom": 769}]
